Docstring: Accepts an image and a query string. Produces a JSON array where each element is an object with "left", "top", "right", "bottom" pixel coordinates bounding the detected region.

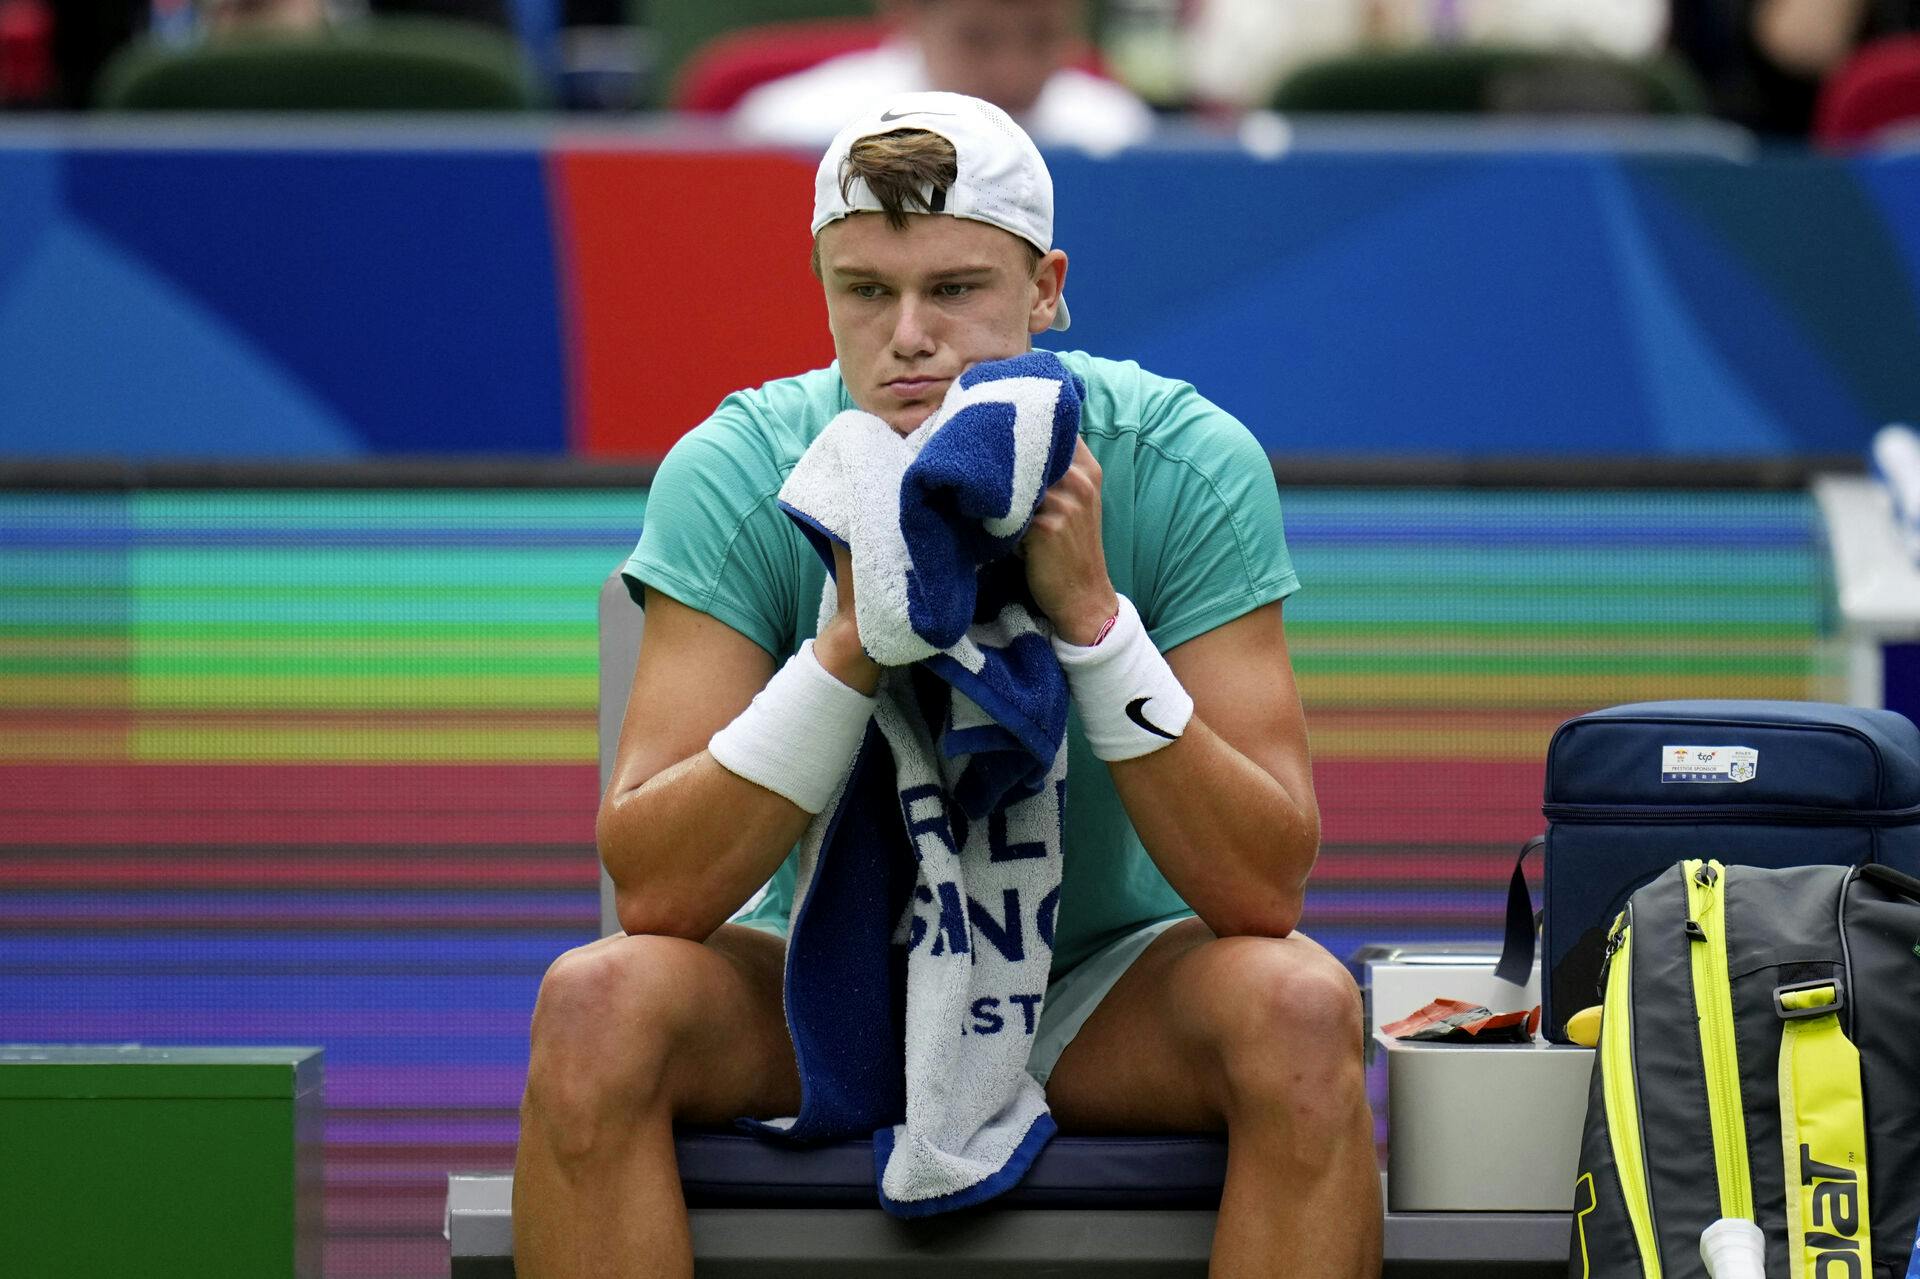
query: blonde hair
[{"left": 840, "top": 128, "right": 959, "bottom": 231}]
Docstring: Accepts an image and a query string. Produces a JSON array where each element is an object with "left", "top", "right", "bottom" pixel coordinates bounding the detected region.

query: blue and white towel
[{"left": 741, "top": 352, "right": 1082, "bottom": 1216}]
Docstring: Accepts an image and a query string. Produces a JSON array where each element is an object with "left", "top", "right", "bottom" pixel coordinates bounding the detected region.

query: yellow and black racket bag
[{"left": 1570, "top": 859, "right": 1920, "bottom": 1279}]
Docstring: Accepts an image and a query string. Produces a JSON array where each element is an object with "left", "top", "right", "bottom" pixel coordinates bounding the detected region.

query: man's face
[
  {"left": 906, "top": 0, "right": 1077, "bottom": 117},
  {"left": 817, "top": 212, "right": 1064, "bottom": 436}
]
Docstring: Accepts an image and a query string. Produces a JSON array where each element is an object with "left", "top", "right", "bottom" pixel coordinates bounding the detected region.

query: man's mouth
[{"left": 883, "top": 376, "right": 947, "bottom": 397}]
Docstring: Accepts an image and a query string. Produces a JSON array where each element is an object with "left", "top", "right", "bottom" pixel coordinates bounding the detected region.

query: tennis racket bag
[
  {"left": 1538, "top": 700, "right": 1920, "bottom": 1042},
  {"left": 1570, "top": 859, "right": 1920, "bottom": 1279}
]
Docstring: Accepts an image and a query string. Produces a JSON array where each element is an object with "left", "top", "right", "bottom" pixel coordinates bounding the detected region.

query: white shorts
[{"left": 1025, "top": 914, "right": 1191, "bottom": 1087}]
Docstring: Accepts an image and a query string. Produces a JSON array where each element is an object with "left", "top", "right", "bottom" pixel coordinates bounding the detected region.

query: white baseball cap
[{"left": 812, "top": 91, "right": 1069, "bottom": 331}]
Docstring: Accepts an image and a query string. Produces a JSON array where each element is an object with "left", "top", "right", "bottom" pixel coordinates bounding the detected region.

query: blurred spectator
[
  {"left": 1184, "top": 0, "right": 1667, "bottom": 109},
  {"left": 1671, "top": 0, "right": 1920, "bottom": 135},
  {"left": 196, "top": 0, "right": 511, "bottom": 37},
  {"left": 1757, "top": 0, "right": 1888, "bottom": 75},
  {"left": 199, "top": 0, "right": 329, "bottom": 35},
  {"left": 731, "top": 0, "right": 1154, "bottom": 153}
]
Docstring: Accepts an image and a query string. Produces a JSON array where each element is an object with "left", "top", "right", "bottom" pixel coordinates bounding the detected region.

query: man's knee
[
  {"left": 522, "top": 934, "right": 710, "bottom": 1158},
  {"left": 1195, "top": 936, "right": 1366, "bottom": 1111}
]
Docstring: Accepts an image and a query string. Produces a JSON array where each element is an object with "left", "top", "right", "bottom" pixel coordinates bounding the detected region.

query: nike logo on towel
[
  {"left": 1125, "top": 697, "right": 1177, "bottom": 740},
  {"left": 880, "top": 109, "right": 957, "bottom": 122}
]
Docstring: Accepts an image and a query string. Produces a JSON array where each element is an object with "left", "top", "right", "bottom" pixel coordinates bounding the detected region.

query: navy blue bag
[{"left": 1507, "top": 700, "right": 1920, "bottom": 1042}]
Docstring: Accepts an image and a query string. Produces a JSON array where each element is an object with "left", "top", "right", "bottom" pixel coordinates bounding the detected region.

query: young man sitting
[{"left": 513, "top": 91, "right": 1383, "bottom": 1279}]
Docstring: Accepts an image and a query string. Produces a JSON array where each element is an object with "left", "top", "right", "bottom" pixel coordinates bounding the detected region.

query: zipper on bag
[
  {"left": 1543, "top": 801, "right": 1920, "bottom": 826},
  {"left": 1600, "top": 906, "right": 1663, "bottom": 1279},
  {"left": 1683, "top": 859, "right": 1754, "bottom": 1223}
]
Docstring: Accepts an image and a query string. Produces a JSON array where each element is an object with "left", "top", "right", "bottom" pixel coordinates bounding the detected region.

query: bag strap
[
  {"left": 1493, "top": 834, "right": 1545, "bottom": 987},
  {"left": 1774, "top": 980, "right": 1874, "bottom": 1279},
  {"left": 1860, "top": 861, "right": 1920, "bottom": 902}
]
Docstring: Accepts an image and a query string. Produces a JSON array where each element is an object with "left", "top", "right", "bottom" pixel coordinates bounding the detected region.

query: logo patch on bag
[{"left": 1661, "top": 744, "right": 1758, "bottom": 783}]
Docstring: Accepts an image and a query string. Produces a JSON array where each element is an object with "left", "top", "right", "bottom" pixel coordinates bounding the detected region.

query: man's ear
[{"left": 1029, "top": 249, "right": 1068, "bottom": 335}]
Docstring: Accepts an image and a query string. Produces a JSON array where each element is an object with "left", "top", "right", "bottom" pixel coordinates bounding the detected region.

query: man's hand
[
  {"left": 813, "top": 541, "right": 882, "bottom": 694},
  {"left": 1022, "top": 436, "right": 1120, "bottom": 645}
]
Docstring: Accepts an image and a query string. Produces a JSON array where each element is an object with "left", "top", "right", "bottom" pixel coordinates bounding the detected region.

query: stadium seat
[
  {"left": 1271, "top": 46, "right": 1708, "bottom": 116},
  {"left": 1815, "top": 34, "right": 1920, "bottom": 147},
  {"left": 671, "top": 16, "right": 892, "bottom": 113},
  {"left": 96, "top": 18, "right": 542, "bottom": 111},
  {"left": 636, "top": 0, "right": 872, "bottom": 108}
]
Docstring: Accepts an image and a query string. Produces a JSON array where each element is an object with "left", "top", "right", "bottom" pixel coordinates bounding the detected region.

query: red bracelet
[{"left": 1088, "top": 608, "right": 1120, "bottom": 647}]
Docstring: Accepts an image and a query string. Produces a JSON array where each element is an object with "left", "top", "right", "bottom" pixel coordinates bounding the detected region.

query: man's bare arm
[
  {"left": 1105, "top": 602, "right": 1319, "bottom": 938},
  {"left": 1021, "top": 437, "right": 1316, "bottom": 939},
  {"left": 598, "top": 557, "right": 879, "bottom": 939}
]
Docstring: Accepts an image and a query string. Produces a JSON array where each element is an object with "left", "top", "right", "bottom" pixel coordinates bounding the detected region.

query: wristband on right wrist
[
  {"left": 708, "top": 640, "right": 877, "bottom": 813},
  {"left": 1051, "top": 594, "right": 1193, "bottom": 761}
]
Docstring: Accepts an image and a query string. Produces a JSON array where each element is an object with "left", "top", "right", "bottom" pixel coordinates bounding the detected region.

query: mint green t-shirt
[{"left": 624, "top": 350, "right": 1299, "bottom": 976}]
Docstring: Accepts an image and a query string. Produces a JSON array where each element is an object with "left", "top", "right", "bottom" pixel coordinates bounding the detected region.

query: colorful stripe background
[{"left": 0, "top": 486, "right": 1835, "bottom": 1274}]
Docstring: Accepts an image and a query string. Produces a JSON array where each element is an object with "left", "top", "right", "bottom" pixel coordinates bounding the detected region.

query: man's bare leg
[
  {"left": 1044, "top": 918, "right": 1382, "bottom": 1278},
  {"left": 512, "top": 925, "right": 798, "bottom": 1279}
]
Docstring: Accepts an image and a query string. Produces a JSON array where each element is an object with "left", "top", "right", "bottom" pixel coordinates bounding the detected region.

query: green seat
[
  {"left": 96, "top": 18, "right": 541, "bottom": 111},
  {"left": 637, "top": 0, "right": 871, "bottom": 107},
  {"left": 1271, "top": 46, "right": 1708, "bottom": 117}
]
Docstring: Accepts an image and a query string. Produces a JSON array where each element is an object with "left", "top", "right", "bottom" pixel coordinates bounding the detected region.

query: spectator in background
[
  {"left": 198, "top": 0, "right": 328, "bottom": 35},
  {"left": 1671, "top": 0, "right": 1920, "bottom": 135},
  {"left": 1752, "top": 0, "right": 1920, "bottom": 77},
  {"left": 731, "top": 0, "right": 1154, "bottom": 153},
  {"left": 197, "top": 0, "right": 510, "bottom": 38},
  {"left": 194, "top": 0, "right": 509, "bottom": 39},
  {"left": 1183, "top": 0, "right": 1667, "bottom": 110}
]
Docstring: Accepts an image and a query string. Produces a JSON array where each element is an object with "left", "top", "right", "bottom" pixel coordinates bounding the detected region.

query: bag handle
[
  {"left": 1493, "top": 834, "right": 1545, "bottom": 988},
  {"left": 1860, "top": 862, "right": 1920, "bottom": 902}
]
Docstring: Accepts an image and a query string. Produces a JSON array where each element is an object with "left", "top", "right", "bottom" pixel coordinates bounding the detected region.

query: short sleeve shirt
[{"left": 625, "top": 350, "right": 1300, "bottom": 976}]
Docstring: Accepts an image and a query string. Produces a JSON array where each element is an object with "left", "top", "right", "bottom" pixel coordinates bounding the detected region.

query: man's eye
[
  {"left": 851, "top": 284, "right": 884, "bottom": 299},
  {"left": 937, "top": 284, "right": 973, "bottom": 299}
]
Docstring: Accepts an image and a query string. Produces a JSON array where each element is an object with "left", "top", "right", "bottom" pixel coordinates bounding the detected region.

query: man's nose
[{"left": 890, "top": 295, "right": 937, "bottom": 357}]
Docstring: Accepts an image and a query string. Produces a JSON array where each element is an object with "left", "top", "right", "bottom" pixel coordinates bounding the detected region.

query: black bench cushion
[{"left": 676, "top": 1128, "right": 1227, "bottom": 1209}]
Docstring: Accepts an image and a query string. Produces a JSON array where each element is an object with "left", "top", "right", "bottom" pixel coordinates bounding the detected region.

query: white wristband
[
  {"left": 708, "top": 640, "right": 877, "bottom": 813},
  {"left": 1051, "top": 595, "right": 1193, "bottom": 762}
]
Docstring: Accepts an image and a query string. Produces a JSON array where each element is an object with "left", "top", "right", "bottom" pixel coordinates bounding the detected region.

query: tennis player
[{"left": 513, "top": 91, "right": 1382, "bottom": 1278}]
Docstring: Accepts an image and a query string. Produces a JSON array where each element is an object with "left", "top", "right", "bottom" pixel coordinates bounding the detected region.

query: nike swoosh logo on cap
[
  {"left": 1125, "top": 697, "right": 1178, "bottom": 740},
  {"left": 879, "top": 109, "right": 957, "bottom": 122}
]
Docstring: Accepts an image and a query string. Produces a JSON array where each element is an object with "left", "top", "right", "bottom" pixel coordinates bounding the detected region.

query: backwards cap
[{"left": 812, "top": 91, "right": 1069, "bottom": 331}]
